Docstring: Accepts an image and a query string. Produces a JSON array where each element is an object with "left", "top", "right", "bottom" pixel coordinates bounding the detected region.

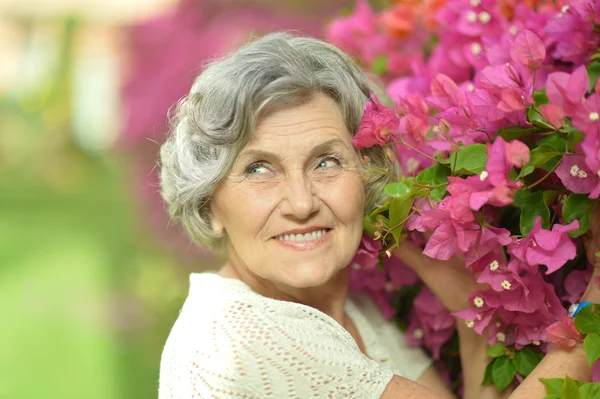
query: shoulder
[
  {"left": 348, "top": 292, "right": 432, "bottom": 381},
  {"left": 159, "top": 273, "right": 393, "bottom": 399}
]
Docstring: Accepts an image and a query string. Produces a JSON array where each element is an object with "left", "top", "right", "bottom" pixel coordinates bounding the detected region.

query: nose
[{"left": 280, "top": 170, "right": 319, "bottom": 220}]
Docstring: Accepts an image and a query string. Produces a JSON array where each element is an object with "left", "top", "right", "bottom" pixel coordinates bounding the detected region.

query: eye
[
  {"left": 245, "top": 161, "right": 272, "bottom": 176},
  {"left": 317, "top": 155, "right": 341, "bottom": 169}
]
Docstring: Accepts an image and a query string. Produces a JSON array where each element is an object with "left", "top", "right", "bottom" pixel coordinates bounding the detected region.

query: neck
[{"left": 218, "top": 257, "right": 350, "bottom": 326}]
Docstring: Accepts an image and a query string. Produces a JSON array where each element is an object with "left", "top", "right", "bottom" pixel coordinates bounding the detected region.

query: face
[{"left": 210, "top": 93, "right": 366, "bottom": 290}]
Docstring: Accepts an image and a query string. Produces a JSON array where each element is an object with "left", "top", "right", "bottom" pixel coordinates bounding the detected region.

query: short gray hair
[{"left": 159, "top": 32, "right": 395, "bottom": 255}]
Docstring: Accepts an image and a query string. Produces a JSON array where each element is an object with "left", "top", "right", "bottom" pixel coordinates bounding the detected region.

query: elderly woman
[{"left": 158, "top": 33, "right": 599, "bottom": 398}]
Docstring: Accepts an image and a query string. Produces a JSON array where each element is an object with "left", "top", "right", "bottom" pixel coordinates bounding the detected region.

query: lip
[{"left": 274, "top": 226, "right": 330, "bottom": 236}]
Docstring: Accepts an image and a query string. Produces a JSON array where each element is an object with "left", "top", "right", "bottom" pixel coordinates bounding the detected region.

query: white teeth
[{"left": 276, "top": 229, "right": 328, "bottom": 241}]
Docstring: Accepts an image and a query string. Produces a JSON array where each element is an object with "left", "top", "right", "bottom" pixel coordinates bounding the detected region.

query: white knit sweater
[{"left": 158, "top": 273, "right": 431, "bottom": 399}]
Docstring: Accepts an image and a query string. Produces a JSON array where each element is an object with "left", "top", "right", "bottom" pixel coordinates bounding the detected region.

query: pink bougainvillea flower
[
  {"left": 423, "top": 221, "right": 481, "bottom": 260},
  {"left": 406, "top": 288, "right": 456, "bottom": 359},
  {"left": 593, "top": 359, "right": 600, "bottom": 383},
  {"left": 539, "top": 104, "right": 565, "bottom": 129},
  {"left": 427, "top": 73, "right": 466, "bottom": 110},
  {"left": 397, "top": 93, "right": 430, "bottom": 142},
  {"left": 545, "top": 65, "right": 588, "bottom": 116},
  {"left": 501, "top": 272, "right": 547, "bottom": 313},
  {"left": 508, "top": 217, "right": 579, "bottom": 274},
  {"left": 352, "top": 95, "right": 400, "bottom": 149},
  {"left": 509, "top": 29, "right": 546, "bottom": 70},
  {"left": 572, "top": 94, "right": 600, "bottom": 177},
  {"left": 505, "top": 139, "right": 531, "bottom": 167},
  {"left": 325, "top": 0, "right": 377, "bottom": 57},
  {"left": 544, "top": 0, "right": 600, "bottom": 64},
  {"left": 546, "top": 315, "right": 581, "bottom": 347},
  {"left": 555, "top": 154, "right": 600, "bottom": 199},
  {"left": 350, "top": 235, "right": 382, "bottom": 271},
  {"left": 445, "top": 137, "right": 526, "bottom": 211},
  {"left": 562, "top": 268, "right": 592, "bottom": 304},
  {"left": 454, "top": 290, "right": 503, "bottom": 335}
]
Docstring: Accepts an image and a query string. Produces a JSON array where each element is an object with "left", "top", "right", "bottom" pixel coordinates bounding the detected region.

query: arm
[
  {"left": 508, "top": 284, "right": 599, "bottom": 398},
  {"left": 393, "top": 242, "right": 504, "bottom": 399}
]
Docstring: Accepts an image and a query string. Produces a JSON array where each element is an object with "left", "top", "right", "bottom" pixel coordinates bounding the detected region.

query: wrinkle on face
[{"left": 210, "top": 93, "right": 366, "bottom": 294}]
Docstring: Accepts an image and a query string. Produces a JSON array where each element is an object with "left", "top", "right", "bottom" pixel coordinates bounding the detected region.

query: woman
[{"left": 158, "top": 32, "right": 598, "bottom": 398}]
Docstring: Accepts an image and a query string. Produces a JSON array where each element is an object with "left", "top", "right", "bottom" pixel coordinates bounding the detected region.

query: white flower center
[
  {"left": 384, "top": 282, "right": 395, "bottom": 292},
  {"left": 509, "top": 25, "right": 518, "bottom": 35},
  {"left": 466, "top": 320, "right": 475, "bottom": 328},
  {"left": 501, "top": 280, "right": 511, "bottom": 290},
  {"left": 471, "top": 42, "right": 482, "bottom": 55},
  {"left": 413, "top": 328, "right": 424, "bottom": 339},
  {"left": 470, "top": 0, "right": 481, "bottom": 6},
  {"left": 578, "top": 170, "right": 588, "bottom": 178},
  {"left": 531, "top": 240, "right": 537, "bottom": 247},
  {"left": 474, "top": 296, "right": 485, "bottom": 308},
  {"left": 561, "top": 5, "right": 570, "bottom": 13},
  {"left": 351, "top": 263, "right": 361, "bottom": 270},
  {"left": 496, "top": 332, "right": 506, "bottom": 342},
  {"left": 478, "top": 11, "right": 491, "bottom": 23},
  {"left": 467, "top": 83, "right": 475, "bottom": 92},
  {"left": 589, "top": 112, "right": 599, "bottom": 121},
  {"left": 466, "top": 11, "right": 478, "bottom": 23},
  {"left": 489, "top": 260, "right": 499, "bottom": 271},
  {"left": 480, "top": 170, "right": 489, "bottom": 181},
  {"left": 406, "top": 157, "right": 420, "bottom": 173},
  {"left": 570, "top": 165, "right": 580, "bottom": 176},
  {"left": 533, "top": 340, "right": 541, "bottom": 346}
]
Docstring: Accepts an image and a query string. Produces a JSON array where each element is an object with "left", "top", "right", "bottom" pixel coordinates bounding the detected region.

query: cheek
[
  {"left": 216, "top": 184, "right": 278, "bottom": 241},
  {"left": 317, "top": 172, "right": 365, "bottom": 228}
]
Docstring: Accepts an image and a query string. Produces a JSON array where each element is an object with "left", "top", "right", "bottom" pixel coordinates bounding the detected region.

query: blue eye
[
  {"left": 245, "top": 162, "right": 271, "bottom": 176},
  {"left": 317, "top": 156, "right": 341, "bottom": 169}
]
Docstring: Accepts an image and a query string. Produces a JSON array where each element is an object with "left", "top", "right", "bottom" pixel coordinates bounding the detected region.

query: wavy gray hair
[{"left": 159, "top": 32, "right": 395, "bottom": 255}]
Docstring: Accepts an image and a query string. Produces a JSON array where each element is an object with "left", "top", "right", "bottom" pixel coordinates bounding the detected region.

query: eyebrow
[{"left": 237, "top": 137, "right": 350, "bottom": 163}]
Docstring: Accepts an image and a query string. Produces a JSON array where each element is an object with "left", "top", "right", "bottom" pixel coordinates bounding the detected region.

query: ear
[{"left": 208, "top": 209, "right": 225, "bottom": 235}]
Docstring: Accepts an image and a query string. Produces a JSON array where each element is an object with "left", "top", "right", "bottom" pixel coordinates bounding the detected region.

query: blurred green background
[{"left": 0, "top": 0, "right": 350, "bottom": 398}]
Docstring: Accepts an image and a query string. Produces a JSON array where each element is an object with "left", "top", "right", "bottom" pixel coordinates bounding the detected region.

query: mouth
[{"left": 273, "top": 228, "right": 331, "bottom": 242}]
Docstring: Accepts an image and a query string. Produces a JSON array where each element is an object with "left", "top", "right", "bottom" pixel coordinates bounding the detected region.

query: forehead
[{"left": 247, "top": 93, "right": 351, "bottom": 151}]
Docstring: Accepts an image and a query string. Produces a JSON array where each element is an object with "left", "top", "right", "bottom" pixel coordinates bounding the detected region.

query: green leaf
[
  {"left": 415, "top": 164, "right": 451, "bottom": 202},
  {"left": 483, "top": 359, "right": 496, "bottom": 386},
  {"left": 372, "top": 55, "right": 387, "bottom": 76},
  {"left": 384, "top": 182, "right": 412, "bottom": 198},
  {"left": 449, "top": 144, "right": 488, "bottom": 175},
  {"left": 513, "top": 190, "right": 550, "bottom": 235},
  {"left": 514, "top": 348, "right": 543, "bottom": 377},
  {"left": 587, "top": 60, "right": 600, "bottom": 93},
  {"left": 492, "top": 355, "right": 517, "bottom": 392},
  {"left": 527, "top": 107, "right": 556, "bottom": 130},
  {"left": 519, "top": 143, "right": 562, "bottom": 177},
  {"left": 584, "top": 333, "right": 600, "bottom": 366},
  {"left": 575, "top": 304, "right": 600, "bottom": 334},
  {"left": 389, "top": 196, "right": 414, "bottom": 244},
  {"left": 579, "top": 383, "right": 600, "bottom": 398},
  {"left": 540, "top": 378, "right": 565, "bottom": 395},
  {"left": 562, "top": 375, "right": 581, "bottom": 399},
  {"left": 567, "top": 129, "right": 585, "bottom": 151},
  {"left": 496, "top": 126, "right": 539, "bottom": 141},
  {"left": 539, "top": 132, "right": 568, "bottom": 152},
  {"left": 533, "top": 89, "right": 549, "bottom": 105},
  {"left": 562, "top": 193, "right": 596, "bottom": 238},
  {"left": 487, "top": 343, "right": 507, "bottom": 358}
]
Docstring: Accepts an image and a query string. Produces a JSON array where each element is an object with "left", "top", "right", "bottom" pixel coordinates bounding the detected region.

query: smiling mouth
[{"left": 273, "top": 228, "right": 331, "bottom": 242}]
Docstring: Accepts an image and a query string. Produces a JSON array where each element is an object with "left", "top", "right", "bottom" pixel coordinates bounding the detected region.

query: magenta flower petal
[
  {"left": 509, "top": 29, "right": 546, "bottom": 70},
  {"left": 546, "top": 316, "right": 581, "bottom": 348}
]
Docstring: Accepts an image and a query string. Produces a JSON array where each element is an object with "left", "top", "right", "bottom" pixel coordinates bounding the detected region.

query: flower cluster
[{"left": 329, "top": 0, "right": 600, "bottom": 390}]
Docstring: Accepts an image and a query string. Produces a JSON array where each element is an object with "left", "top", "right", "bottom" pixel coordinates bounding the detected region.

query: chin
[{"left": 279, "top": 261, "right": 344, "bottom": 289}]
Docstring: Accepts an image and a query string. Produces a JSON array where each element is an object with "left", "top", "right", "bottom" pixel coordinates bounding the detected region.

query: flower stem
[{"left": 521, "top": 155, "right": 564, "bottom": 190}]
